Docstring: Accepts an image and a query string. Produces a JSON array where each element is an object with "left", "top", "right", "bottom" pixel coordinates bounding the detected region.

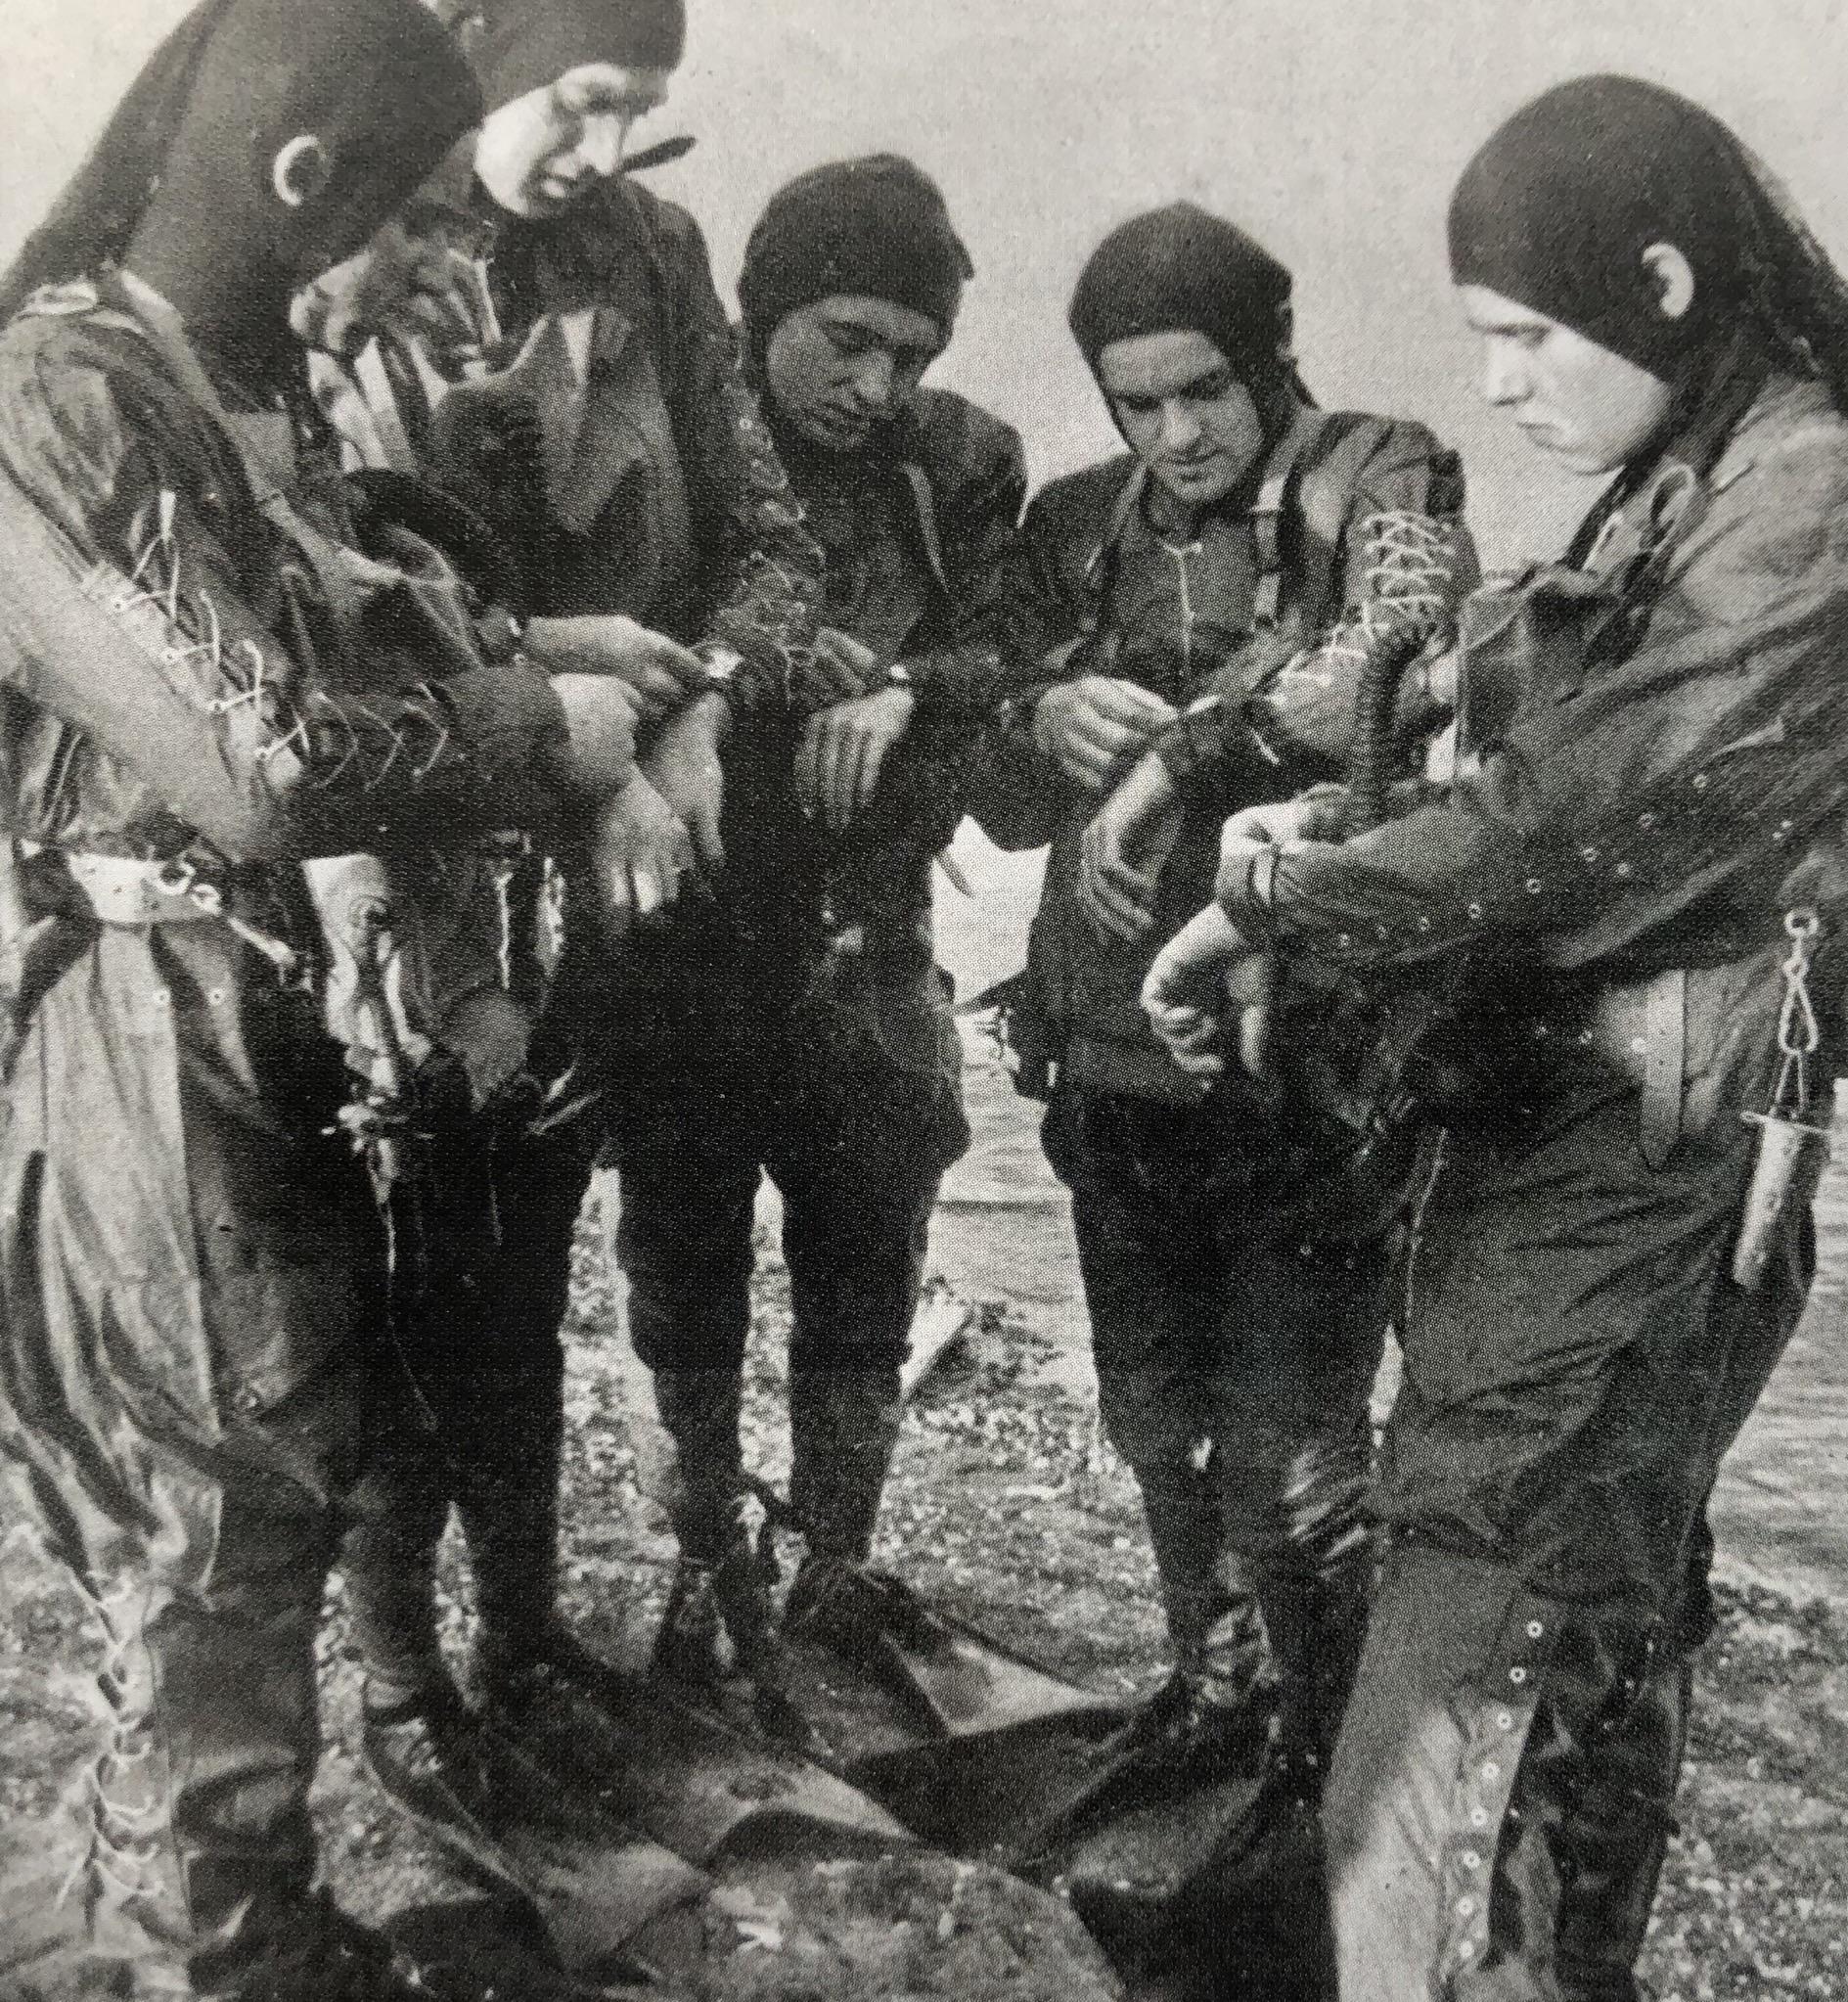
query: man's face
[
  {"left": 1460, "top": 284, "right": 1674, "bottom": 476},
  {"left": 473, "top": 62, "right": 674, "bottom": 217},
  {"left": 1098, "top": 330, "right": 1267, "bottom": 511},
  {"left": 763, "top": 296, "right": 946, "bottom": 452}
]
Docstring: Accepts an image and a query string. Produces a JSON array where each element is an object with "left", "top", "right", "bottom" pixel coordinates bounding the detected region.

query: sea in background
[{"left": 928, "top": 825, "right": 1848, "bottom": 1613}]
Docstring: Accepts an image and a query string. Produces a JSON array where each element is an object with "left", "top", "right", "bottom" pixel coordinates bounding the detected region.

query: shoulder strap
[
  {"left": 1248, "top": 410, "right": 1330, "bottom": 628},
  {"left": 901, "top": 459, "right": 951, "bottom": 595}
]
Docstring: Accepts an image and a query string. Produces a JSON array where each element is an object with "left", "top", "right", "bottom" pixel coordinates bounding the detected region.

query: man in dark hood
[
  {"left": 611, "top": 155, "right": 1022, "bottom": 1688},
  {"left": 0, "top": 2, "right": 647, "bottom": 1993},
  {"left": 1146, "top": 76, "right": 1848, "bottom": 2001},
  {"left": 972, "top": 201, "right": 1473, "bottom": 1822},
  {"left": 318, "top": 0, "right": 842, "bottom": 1782}
]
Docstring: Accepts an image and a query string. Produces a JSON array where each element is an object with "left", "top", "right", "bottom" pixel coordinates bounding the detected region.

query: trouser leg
[
  {"left": 451, "top": 1110, "right": 593, "bottom": 1671},
  {"left": 1319, "top": 1044, "right": 1826, "bottom": 2002},
  {"left": 613, "top": 1103, "right": 760, "bottom": 1561},
  {"left": 5, "top": 1363, "right": 361, "bottom": 1993},
  {"left": 340, "top": 1097, "right": 597, "bottom": 1697},
  {"left": 1050, "top": 1090, "right": 1354, "bottom": 1711},
  {"left": 1208, "top": 1237, "right": 1387, "bottom": 1767},
  {"left": 777, "top": 989, "right": 966, "bottom": 1564},
  {"left": 1550, "top": 1644, "right": 1692, "bottom": 2002},
  {"left": 778, "top": 1155, "right": 936, "bottom": 1564},
  {"left": 1067, "top": 1196, "right": 1238, "bottom": 1688}
]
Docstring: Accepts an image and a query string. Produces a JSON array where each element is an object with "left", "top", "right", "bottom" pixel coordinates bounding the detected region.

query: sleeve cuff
[{"left": 442, "top": 660, "right": 569, "bottom": 802}]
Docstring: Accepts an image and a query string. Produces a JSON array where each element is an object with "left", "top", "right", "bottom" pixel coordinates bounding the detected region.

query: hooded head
[
  {"left": 738, "top": 155, "right": 972, "bottom": 451},
  {"left": 1449, "top": 75, "right": 1848, "bottom": 470},
  {"left": 1, "top": 0, "right": 481, "bottom": 368},
  {"left": 471, "top": 0, "right": 686, "bottom": 107},
  {"left": 468, "top": 0, "right": 687, "bottom": 215},
  {"left": 1069, "top": 203, "right": 1300, "bottom": 512}
]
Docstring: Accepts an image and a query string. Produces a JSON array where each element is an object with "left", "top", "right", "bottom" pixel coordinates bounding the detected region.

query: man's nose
[
  {"left": 847, "top": 348, "right": 898, "bottom": 414},
  {"left": 1483, "top": 341, "right": 1527, "bottom": 409},
  {"left": 575, "top": 112, "right": 628, "bottom": 180},
  {"left": 1157, "top": 399, "right": 1202, "bottom": 453}
]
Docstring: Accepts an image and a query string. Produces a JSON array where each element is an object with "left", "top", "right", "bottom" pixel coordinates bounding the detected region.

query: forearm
[{"left": 0, "top": 467, "right": 570, "bottom": 859}]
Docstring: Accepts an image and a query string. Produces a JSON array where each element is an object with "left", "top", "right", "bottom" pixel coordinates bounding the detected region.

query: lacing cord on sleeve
[
  {"left": 1271, "top": 510, "right": 1464, "bottom": 701},
  {"left": 119, "top": 489, "right": 473, "bottom": 800}
]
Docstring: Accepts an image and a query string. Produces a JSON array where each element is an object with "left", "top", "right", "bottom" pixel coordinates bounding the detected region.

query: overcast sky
[{"left": 6, "top": 1, "right": 1847, "bottom": 564}]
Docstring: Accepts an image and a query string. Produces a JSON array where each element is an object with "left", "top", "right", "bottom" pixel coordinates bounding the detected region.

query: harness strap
[
  {"left": 901, "top": 460, "right": 951, "bottom": 595},
  {"left": 1249, "top": 413, "right": 1324, "bottom": 628}
]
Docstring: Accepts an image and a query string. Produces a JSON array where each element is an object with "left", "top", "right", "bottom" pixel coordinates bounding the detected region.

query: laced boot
[
  {"left": 647, "top": 1368, "right": 750, "bottom": 1688},
  {"left": 653, "top": 1493, "right": 781, "bottom": 1687}
]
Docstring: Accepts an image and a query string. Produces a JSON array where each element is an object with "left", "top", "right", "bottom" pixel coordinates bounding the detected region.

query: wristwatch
[{"left": 696, "top": 641, "right": 744, "bottom": 689}]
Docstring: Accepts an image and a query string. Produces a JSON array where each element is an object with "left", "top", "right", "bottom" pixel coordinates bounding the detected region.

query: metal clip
[{"left": 1734, "top": 908, "right": 1831, "bottom": 1290}]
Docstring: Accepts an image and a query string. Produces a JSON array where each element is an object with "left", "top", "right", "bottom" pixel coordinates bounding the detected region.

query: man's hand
[
  {"left": 527, "top": 614, "right": 709, "bottom": 729},
  {"left": 1142, "top": 904, "right": 1275, "bottom": 1084},
  {"left": 1078, "top": 752, "right": 1182, "bottom": 942},
  {"left": 797, "top": 686, "right": 917, "bottom": 831},
  {"left": 641, "top": 691, "right": 726, "bottom": 872},
  {"left": 1032, "top": 676, "right": 1178, "bottom": 792},
  {"left": 546, "top": 675, "right": 639, "bottom": 796},
  {"left": 588, "top": 773, "right": 695, "bottom": 938},
  {"left": 290, "top": 215, "right": 484, "bottom": 358}
]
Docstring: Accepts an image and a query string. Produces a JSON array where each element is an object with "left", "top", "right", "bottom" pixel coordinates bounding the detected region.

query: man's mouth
[{"left": 810, "top": 406, "right": 873, "bottom": 441}]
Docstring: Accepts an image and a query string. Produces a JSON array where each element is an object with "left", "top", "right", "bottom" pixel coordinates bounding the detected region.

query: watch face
[{"left": 698, "top": 644, "right": 745, "bottom": 686}]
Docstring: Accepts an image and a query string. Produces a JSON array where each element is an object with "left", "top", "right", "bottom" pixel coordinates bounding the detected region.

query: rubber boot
[
  {"left": 784, "top": 1365, "right": 903, "bottom": 1648},
  {"left": 1553, "top": 1647, "right": 1695, "bottom": 2002},
  {"left": 648, "top": 1369, "right": 779, "bottom": 1689}
]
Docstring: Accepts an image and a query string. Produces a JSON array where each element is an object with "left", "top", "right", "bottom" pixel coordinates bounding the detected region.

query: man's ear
[
  {"left": 1275, "top": 300, "right": 1297, "bottom": 366},
  {"left": 1641, "top": 242, "right": 1696, "bottom": 322},
  {"left": 271, "top": 134, "right": 332, "bottom": 208}
]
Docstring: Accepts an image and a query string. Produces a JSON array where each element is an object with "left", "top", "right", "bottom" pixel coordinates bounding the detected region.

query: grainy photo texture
[{"left": 1, "top": 5, "right": 1847, "bottom": 2000}]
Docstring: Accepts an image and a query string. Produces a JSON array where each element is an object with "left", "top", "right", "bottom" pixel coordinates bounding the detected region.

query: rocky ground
[{"left": 4, "top": 1188, "right": 1848, "bottom": 1998}]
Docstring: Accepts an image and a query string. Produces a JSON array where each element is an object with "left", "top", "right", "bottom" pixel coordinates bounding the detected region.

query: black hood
[{"left": 3, "top": 0, "right": 481, "bottom": 366}]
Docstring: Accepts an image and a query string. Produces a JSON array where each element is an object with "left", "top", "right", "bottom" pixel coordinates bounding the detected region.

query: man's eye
[
  {"left": 555, "top": 80, "right": 631, "bottom": 118},
  {"left": 1118, "top": 396, "right": 1158, "bottom": 417}
]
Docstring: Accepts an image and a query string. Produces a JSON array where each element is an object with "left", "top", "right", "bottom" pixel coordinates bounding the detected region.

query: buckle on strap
[{"left": 64, "top": 851, "right": 220, "bottom": 927}]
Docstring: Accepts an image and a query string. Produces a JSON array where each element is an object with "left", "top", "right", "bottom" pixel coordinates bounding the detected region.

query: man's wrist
[{"left": 1219, "top": 842, "right": 1281, "bottom": 944}]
